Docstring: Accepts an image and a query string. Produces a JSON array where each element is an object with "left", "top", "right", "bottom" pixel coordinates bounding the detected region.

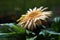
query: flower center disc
[{"left": 28, "top": 11, "right": 42, "bottom": 18}]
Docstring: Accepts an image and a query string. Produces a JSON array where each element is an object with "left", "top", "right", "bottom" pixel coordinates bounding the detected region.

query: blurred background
[{"left": 0, "top": 0, "right": 60, "bottom": 23}]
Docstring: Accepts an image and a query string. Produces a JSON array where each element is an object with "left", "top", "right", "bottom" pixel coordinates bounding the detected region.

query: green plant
[{"left": 0, "top": 17, "right": 60, "bottom": 40}]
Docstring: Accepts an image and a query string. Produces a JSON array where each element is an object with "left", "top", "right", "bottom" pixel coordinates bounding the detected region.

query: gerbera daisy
[{"left": 17, "top": 6, "right": 52, "bottom": 30}]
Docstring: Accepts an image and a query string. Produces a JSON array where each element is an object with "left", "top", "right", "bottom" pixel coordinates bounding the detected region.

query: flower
[{"left": 17, "top": 6, "right": 52, "bottom": 30}]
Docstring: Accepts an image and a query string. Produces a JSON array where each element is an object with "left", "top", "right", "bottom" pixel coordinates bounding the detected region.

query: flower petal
[
  {"left": 37, "top": 6, "right": 43, "bottom": 11},
  {"left": 39, "top": 15, "right": 48, "bottom": 20},
  {"left": 41, "top": 7, "right": 48, "bottom": 11},
  {"left": 29, "top": 8, "right": 32, "bottom": 12},
  {"left": 28, "top": 20, "right": 32, "bottom": 29},
  {"left": 33, "top": 7, "right": 37, "bottom": 11},
  {"left": 24, "top": 19, "right": 30, "bottom": 28},
  {"left": 42, "top": 11, "right": 52, "bottom": 16}
]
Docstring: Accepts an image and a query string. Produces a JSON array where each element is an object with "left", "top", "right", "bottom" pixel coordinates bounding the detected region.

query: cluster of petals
[{"left": 17, "top": 6, "right": 52, "bottom": 30}]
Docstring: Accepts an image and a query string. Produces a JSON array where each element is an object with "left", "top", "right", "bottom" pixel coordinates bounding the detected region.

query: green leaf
[
  {"left": 11, "top": 25, "right": 26, "bottom": 34},
  {"left": 53, "top": 17, "right": 60, "bottom": 23},
  {"left": 0, "top": 23, "right": 26, "bottom": 40},
  {"left": 51, "top": 17, "right": 60, "bottom": 32},
  {"left": 0, "top": 32, "right": 16, "bottom": 37},
  {"left": 0, "top": 23, "right": 26, "bottom": 34}
]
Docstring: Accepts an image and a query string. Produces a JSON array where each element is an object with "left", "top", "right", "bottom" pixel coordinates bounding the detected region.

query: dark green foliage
[
  {"left": 51, "top": 17, "right": 60, "bottom": 32},
  {"left": 0, "top": 17, "right": 60, "bottom": 40},
  {"left": 0, "top": 23, "right": 26, "bottom": 40}
]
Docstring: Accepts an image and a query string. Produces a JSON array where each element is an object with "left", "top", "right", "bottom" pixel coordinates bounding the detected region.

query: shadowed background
[{"left": 0, "top": 0, "right": 60, "bottom": 23}]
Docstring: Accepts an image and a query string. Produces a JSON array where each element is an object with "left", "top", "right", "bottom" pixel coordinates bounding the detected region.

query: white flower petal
[
  {"left": 41, "top": 7, "right": 48, "bottom": 11},
  {"left": 22, "top": 15, "right": 26, "bottom": 16},
  {"left": 27, "top": 11, "right": 30, "bottom": 13},
  {"left": 39, "top": 16, "right": 48, "bottom": 20},
  {"left": 33, "top": 7, "right": 37, "bottom": 11},
  {"left": 29, "top": 8, "right": 32, "bottom": 12},
  {"left": 34, "top": 18, "right": 39, "bottom": 22},
  {"left": 37, "top": 6, "right": 43, "bottom": 11},
  {"left": 28, "top": 20, "right": 32, "bottom": 29},
  {"left": 42, "top": 11, "right": 52, "bottom": 16},
  {"left": 27, "top": 11, "right": 31, "bottom": 14},
  {"left": 34, "top": 19, "right": 37, "bottom": 22},
  {"left": 18, "top": 22, "right": 24, "bottom": 25},
  {"left": 33, "top": 21, "right": 36, "bottom": 28},
  {"left": 24, "top": 20, "right": 30, "bottom": 28}
]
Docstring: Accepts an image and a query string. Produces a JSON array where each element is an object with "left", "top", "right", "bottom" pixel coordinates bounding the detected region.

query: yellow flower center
[{"left": 28, "top": 11, "right": 42, "bottom": 19}]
